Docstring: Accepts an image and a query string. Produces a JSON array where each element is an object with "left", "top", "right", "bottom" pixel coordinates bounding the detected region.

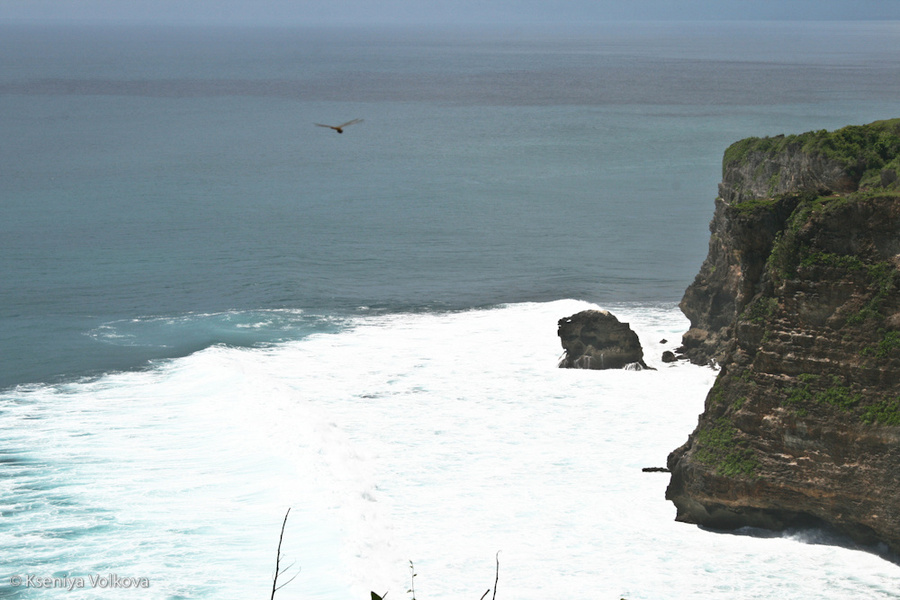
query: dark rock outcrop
[
  {"left": 667, "top": 119, "right": 900, "bottom": 554},
  {"left": 558, "top": 310, "right": 650, "bottom": 370}
]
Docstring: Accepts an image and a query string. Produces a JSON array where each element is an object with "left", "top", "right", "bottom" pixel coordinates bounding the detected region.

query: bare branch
[
  {"left": 274, "top": 571, "right": 300, "bottom": 593},
  {"left": 270, "top": 508, "right": 291, "bottom": 600},
  {"left": 491, "top": 552, "right": 500, "bottom": 600}
]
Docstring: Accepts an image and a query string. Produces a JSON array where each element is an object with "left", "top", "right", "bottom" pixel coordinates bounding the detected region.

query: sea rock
[
  {"left": 557, "top": 310, "right": 650, "bottom": 370},
  {"left": 667, "top": 119, "right": 900, "bottom": 554},
  {"left": 661, "top": 350, "right": 677, "bottom": 363}
]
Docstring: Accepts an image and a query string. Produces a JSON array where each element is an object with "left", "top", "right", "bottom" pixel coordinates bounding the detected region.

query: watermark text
[{"left": 9, "top": 574, "right": 150, "bottom": 590}]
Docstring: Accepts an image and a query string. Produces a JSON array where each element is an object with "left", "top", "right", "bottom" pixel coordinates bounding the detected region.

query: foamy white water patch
[
  {"left": 2, "top": 300, "right": 897, "bottom": 599},
  {"left": 0, "top": 347, "right": 353, "bottom": 598}
]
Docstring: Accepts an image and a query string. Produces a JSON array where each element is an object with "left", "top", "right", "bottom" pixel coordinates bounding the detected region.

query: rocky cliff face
[{"left": 667, "top": 119, "right": 900, "bottom": 554}]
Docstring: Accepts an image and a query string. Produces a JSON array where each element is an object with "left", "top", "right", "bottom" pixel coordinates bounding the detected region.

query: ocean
[{"left": 1, "top": 19, "right": 898, "bottom": 599}]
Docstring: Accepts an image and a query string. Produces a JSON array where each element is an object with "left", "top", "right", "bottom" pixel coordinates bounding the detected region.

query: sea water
[{"left": 1, "top": 20, "right": 899, "bottom": 599}]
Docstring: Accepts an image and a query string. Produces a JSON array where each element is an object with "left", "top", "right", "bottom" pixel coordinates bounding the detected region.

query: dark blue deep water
[{"left": 2, "top": 21, "right": 898, "bottom": 387}]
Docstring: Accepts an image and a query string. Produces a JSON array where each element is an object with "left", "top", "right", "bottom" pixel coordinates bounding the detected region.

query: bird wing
[
  {"left": 314, "top": 123, "right": 335, "bottom": 129},
  {"left": 337, "top": 118, "right": 363, "bottom": 128}
]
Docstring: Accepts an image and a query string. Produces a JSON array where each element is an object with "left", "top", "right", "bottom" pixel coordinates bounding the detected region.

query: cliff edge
[{"left": 667, "top": 119, "right": 900, "bottom": 553}]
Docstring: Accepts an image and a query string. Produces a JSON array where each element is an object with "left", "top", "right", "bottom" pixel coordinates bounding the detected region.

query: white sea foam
[{"left": 2, "top": 300, "right": 897, "bottom": 599}]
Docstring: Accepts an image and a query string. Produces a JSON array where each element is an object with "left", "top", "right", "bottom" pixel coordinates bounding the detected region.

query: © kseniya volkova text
[{"left": 10, "top": 573, "right": 150, "bottom": 590}]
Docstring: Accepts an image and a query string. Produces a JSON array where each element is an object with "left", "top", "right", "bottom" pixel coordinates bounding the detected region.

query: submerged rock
[
  {"left": 557, "top": 310, "right": 650, "bottom": 370},
  {"left": 667, "top": 119, "right": 900, "bottom": 555}
]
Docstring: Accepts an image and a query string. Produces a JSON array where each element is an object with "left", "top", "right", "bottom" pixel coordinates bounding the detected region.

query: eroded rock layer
[{"left": 667, "top": 119, "right": 900, "bottom": 553}]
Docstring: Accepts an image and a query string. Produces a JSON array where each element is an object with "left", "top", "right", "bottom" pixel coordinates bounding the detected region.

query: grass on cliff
[
  {"left": 802, "top": 120, "right": 900, "bottom": 175},
  {"left": 728, "top": 195, "right": 781, "bottom": 215},
  {"left": 861, "top": 397, "right": 900, "bottom": 426},
  {"left": 784, "top": 374, "right": 862, "bottom": 415},
  {"left": 781, "top": 374, "right": 900, "bottom": 426},
  {"left": 723, "top": 118, "right": 900, "bottom": 179},
  {"left": 740, "top": 296, "right": 778, "bottom": 324},
  {"left": 694, "top": 417, "right": 759, "bottom": 477},
  {"left": 797, "top": 252, "right": 897, "bottom": 325},
  {"left": 861, "top": 330, "right": 900, "bottom": 359},
  {"left": 845, "top": 262, "right": 899, "bottom": 325},
  {"left": 762, "top": 196, "right": 899, "bottom": 323}
]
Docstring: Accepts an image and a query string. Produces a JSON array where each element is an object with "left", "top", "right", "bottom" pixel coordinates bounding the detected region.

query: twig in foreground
[
  {"left": 270, "top": 508, "right": 299, "bottom": 599},
  {"left": 491, "top": 551, "right": 500, "bottom": 600}
]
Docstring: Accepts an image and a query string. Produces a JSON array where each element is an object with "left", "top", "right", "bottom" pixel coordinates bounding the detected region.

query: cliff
[{"left": 667, "top": 119, "right": 900, "bottom": 554}]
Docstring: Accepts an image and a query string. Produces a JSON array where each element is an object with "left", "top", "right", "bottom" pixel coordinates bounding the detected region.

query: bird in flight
[{"left": 315, "top": 118, "right": 363, "bottom": 134}]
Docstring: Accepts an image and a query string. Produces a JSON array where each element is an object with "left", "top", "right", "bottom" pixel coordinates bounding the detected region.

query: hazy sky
[{"left": 2, "top": 0, "right": 899, "bottom": 26}]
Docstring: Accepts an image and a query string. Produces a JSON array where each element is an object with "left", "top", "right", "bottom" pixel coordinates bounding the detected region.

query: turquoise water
[
  {"left": 2, "top": 21, "right": 900, "bottom": 599},
  {"left": 2, "top": 21, "right": 898, "bottom": 388}
]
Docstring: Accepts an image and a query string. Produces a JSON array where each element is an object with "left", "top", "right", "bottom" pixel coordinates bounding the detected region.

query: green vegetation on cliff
[
  {"left": 723, "top": 118, "right": 900, "bottom": 183},
  {"left": 728, "top": 196, "right": 780, "bottom": 215},
  {"left": 740, "top": 296, "right": 778, "bottom": 324},
  {"left": 861, "top": 397, "right": 900, "bottom": 426},
  {"left": 693, "top": 414, "right": 759, "bottom": 477},
  {"left": 845, "top": 261, "right": 898, "bottom": 324},
  {"left": 784, "top": 374, "right": 862, "bottom": 415},
  {"left": 862, "top": 330, "right": 900, "bottom": 359},
  {"left": 761, "top": 194, "right": 899, "bottom": 326}
]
